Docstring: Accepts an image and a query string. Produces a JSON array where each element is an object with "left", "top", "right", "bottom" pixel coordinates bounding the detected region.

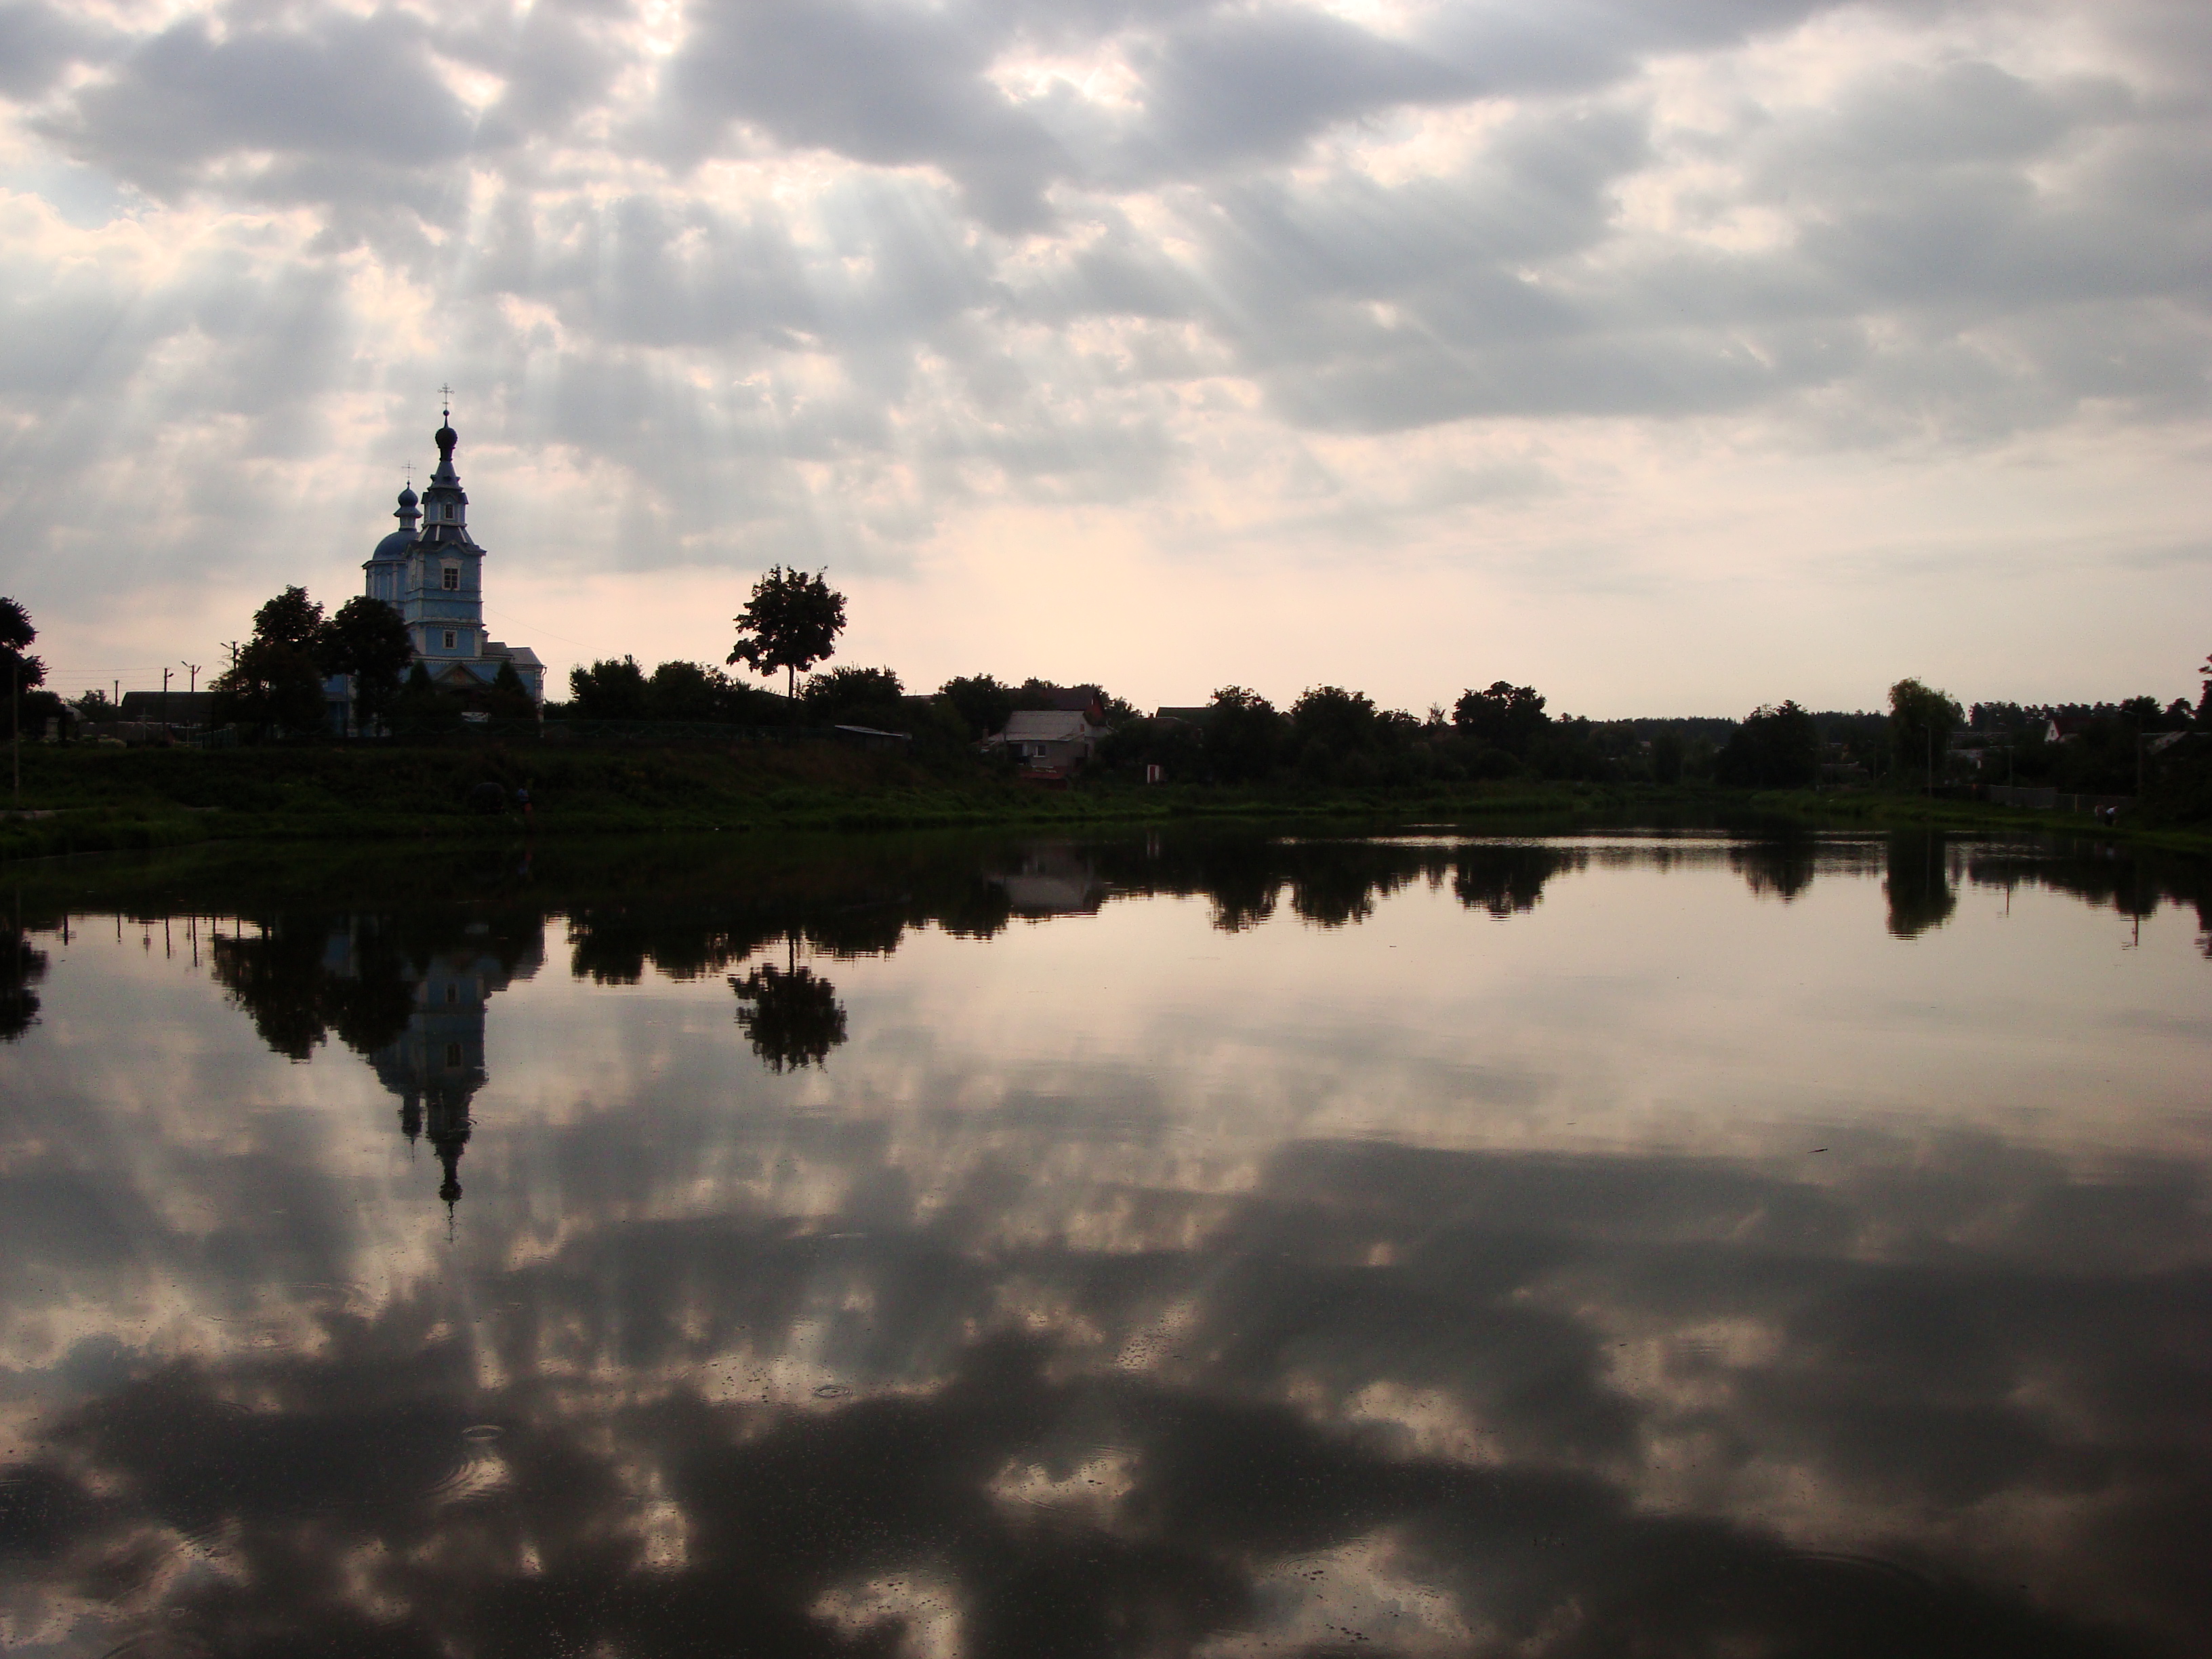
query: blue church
[{"left": 342, "top": 407, "right": 545, "bottom": 725}]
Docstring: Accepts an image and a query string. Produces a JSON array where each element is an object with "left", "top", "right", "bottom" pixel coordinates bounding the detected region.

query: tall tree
[
  {"left": 254, "top": 586, "right": 325, "bottom": 650},
  {"left": 569, "top": 657, "right": 649, "bottom": 718},
  {"left": 802, "top": 665, "right": 904, "bottom": 728},
  {"left": 0, "top": 597, "right": 48, "bottom": 742},
  {"left": 316, "top": 595, "right": 414, "bottom": 733},
  {"left": 1206, "top": 685, "right": 1285, "bottom": 783},
  {"left": 1453, "top": 681, "right": 1549, "bottom": 758},
  {"left": 728, "top": 566, "right": 846, "bottom": 707},
  {"left": 1888, "top": 678, "right": 1963, "bottom": 793},
  {"left": 938, "top": 674, "right": 1016, "bottom": 739},
  {"left": 212, "top": 586, "right": 328, "bottom": 739},
  {"left": 1715, "top": 701, "right": 1818, "bottom": 787}
]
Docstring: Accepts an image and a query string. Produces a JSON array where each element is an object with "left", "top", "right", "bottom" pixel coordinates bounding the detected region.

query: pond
[{"left": 1, "top": 829, "right": 2208, "bottom": 1658}]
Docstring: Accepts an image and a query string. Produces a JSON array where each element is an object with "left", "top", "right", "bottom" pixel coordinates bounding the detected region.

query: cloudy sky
[{"left": 1, "top": 0, "right": 2207, "bottom": 714}]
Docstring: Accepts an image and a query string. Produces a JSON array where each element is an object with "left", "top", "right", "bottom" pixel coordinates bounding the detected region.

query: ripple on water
[{"left": 98, "top": 1615, "right": 213, "bottom": 1659}]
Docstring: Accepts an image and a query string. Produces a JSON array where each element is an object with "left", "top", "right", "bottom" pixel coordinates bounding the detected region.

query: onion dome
[{"left": 371, "top": 482, "right": 421, "bottom": 560}]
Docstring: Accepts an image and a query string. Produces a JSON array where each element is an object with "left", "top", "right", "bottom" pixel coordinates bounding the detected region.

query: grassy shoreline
[{"left": 4, "top": 742, "right": 2207, "bottom": 863}]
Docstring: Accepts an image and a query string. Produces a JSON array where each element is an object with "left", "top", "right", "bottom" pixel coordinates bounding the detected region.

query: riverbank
[{"left": 3, "top": 743, "right": 2207, "bottom": 862}]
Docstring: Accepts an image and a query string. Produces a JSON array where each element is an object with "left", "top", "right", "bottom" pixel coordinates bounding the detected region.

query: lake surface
[{"left": 2, "top": 828, "right": 2209, "bottom": 1658}]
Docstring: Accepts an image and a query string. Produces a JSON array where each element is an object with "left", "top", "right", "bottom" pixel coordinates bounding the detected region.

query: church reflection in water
[
  {"left": 209, "top": 914, "right": 545, "bottom": 1212},
  {"left": 365, "top": 929, "right": 544, "bottom": 1208}
]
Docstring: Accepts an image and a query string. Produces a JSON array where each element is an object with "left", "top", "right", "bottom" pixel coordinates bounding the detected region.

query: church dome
[{"left": 373, "top": 481, "right": 421, "bottom": 560}]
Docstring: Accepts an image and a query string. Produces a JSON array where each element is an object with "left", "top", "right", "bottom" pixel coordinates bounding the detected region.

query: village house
[{"left": 987, "top": 687, "right": 1109, "bottom": 778}]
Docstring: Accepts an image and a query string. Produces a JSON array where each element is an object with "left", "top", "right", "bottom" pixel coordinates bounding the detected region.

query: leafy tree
[
  {"left": 0, "top": 597, "right": 41, "bottom": 683},
  {"left": 316, "top": 595, "right": 414, "bottom": 732},
  {"left": 394, "top": 660, "right": 460, "bottom": 735},
  {"left": 213, "top": 637, "right": 326, "bottom": 737},
  {"left": 1205, "top": 685, "right": 1285, "bottom": 783},
  {"left": 644, "top": 660, "right": 720, "bottom": 722},
  {"left": 802, "top": 665, "right": 905, "bottom": 728},
  {"left": 1, "top": 596, "right": 49, "bottom": 740},
  {"left": 74, "top": 688, "right": 116, "bottom": 721},
  {"left": 729, "top": 565, "right": 846, "bottom": 706},
  {"left": 569, "top": 657, "right": 649, "bottom": 719},
  {"left": 938, "top": 674, "right": 1015, "bottom": 739},
  {"left": 1651, "top": 729, "right": 1685, "bottom": 784},
  {"left": 1715, "top": 701, "right": 1818, "bottom": 788},
  {"left": 1888, "top": 678, "right": 1963, "bottom": 792},
  {"left": 1453, "top": 681, "right": 1549, "bottom": 758},
  {"left": 487, "top": 659, "right": 536, "bottom": 718},
  {"left": 1290, "top": 686, "right": 1379, "bottom": 753},
  {"left": 1099, "top": 712, "right": 1207, "bottom": 782},
  {"left": 209, "top": 587, "right": 333, "bottom": 739},
  {"left": 253, "top": 586, "right": 325, "bottom": 651}
]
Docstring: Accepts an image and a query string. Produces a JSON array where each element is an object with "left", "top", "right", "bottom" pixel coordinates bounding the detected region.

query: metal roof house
[{"left": 991, "top": 708, "right": 1106, "bottom": 778}]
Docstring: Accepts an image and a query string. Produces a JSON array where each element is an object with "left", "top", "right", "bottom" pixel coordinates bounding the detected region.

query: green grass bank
[{"left": 3, "top": 741, "right": 2207, "bottom": 863}]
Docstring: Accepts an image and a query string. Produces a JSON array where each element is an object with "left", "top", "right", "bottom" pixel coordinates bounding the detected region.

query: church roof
[{"left": 372, "top": 481, "right": 420, "bottom": 562}]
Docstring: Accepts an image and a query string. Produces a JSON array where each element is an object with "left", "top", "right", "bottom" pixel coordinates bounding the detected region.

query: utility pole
[
  {"left": 186, "top": 663, "right": 201, "bottom": 695},
  {"left": 161, "top": 666, "right": 172, "bottom": 732}
]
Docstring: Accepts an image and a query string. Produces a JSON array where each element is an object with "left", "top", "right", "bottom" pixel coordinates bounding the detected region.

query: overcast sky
[{"left": 1, "top": 0, "right": 2206, "bottom": 714}]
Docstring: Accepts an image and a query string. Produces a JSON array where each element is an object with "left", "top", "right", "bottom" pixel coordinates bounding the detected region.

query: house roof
[
  {"left": 116, "top": 691, "right": 217, "bottom": 724},
  {"left": 1025, "top": 686, "right": 1102, "bottom": 714},
  {"left": 1002, "top": 710, "right": 1097, "bottom": 742}
]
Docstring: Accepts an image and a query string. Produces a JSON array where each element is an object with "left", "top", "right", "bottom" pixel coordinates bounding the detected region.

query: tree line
[{"left": 11, "top": 556, "right": 2210, "bottom": 813}]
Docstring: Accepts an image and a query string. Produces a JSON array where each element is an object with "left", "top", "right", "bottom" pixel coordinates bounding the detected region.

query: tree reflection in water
[
  {"left": 1885, "top": 832, "right": 1959, "bottom": 939},
  {"left": 0, "top": 924, "right": 45, "bottom": 1040},
  {"left": 731, "top": 940, "right": 848, "bottom": 1072}
]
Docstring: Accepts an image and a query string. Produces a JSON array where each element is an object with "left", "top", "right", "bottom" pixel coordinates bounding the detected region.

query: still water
[{"left": 1, "top": 830, "right": 2208, "bottom": 1658}]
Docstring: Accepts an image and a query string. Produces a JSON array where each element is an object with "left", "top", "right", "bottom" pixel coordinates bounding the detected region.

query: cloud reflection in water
[{"left": 0, "top": 831, "right": 2207, "bottom": 1658}]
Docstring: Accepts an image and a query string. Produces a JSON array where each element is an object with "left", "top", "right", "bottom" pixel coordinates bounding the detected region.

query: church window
[
  {"left": 445, "top": 1042, "right": 462, "bottom": 1069},
  {"left": 445, "top": 504, "right": 456, "bottom": 521},
  {"left": 443, "top": 630, "right": 457, "bottom": 649},
  {"left": 442, "top": 566, "right": 459, "bottom": 590}
]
